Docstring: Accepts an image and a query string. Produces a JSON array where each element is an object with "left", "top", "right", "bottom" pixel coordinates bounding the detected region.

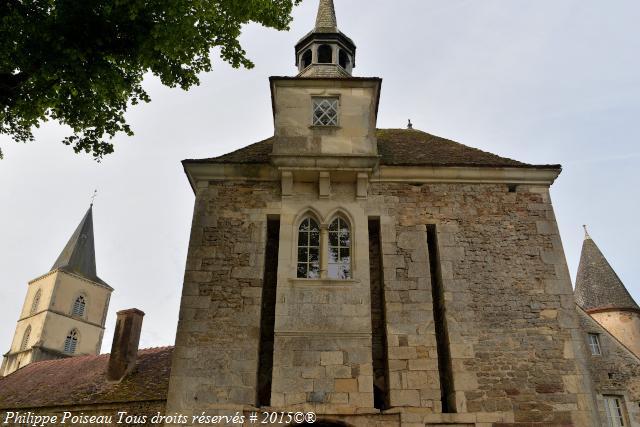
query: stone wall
[
  {"left": 366, "top": 182, "right": 596, "bottom": 426},
  {"left": 166, "top": 181, "right": 281, "bottom": 420},
  {"left": 165, "top": 176, "right": 599, "bottom": 426},
  {"left": 578, "top": 308, "right": 640, "bottom": 426}
]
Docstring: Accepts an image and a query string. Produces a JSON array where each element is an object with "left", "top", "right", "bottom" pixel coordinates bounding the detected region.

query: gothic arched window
[
  {"left": 301, "top": 49, "right": 312, "bottom": 69},
  {"left": 30, "top": 289, "right": 41, "bottom": 314},
  {"left": 297, "top": 218, "right": 321, "bottom": 279},
  {"left": 317, "top": 44, "right": 333, "bottom": 63},
  {"left": 328, "top": 217, "right": 352, "bottom": 279},
  {"left": 20, "top": 326, "right": 31, "bottom": 351},
  {"left": 72, "top": 296, "right": 86, "bottom": 317},
  {"left": 64, "top": 329, "right": 79, "bottom": 354}
]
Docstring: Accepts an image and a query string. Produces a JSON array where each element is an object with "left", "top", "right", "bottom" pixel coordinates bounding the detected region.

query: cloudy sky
[{"left": 1, "top": 0, "right": 638, "bottom": 353}]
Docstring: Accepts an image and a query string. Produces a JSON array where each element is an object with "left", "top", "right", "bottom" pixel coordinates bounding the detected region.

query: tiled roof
[
  {"left": 315, "top": 0, "right": 338, "bottom": 32},
  {"left": 575, "top": 235, "right": 639, "bottom": 312},
  {"left": 0, "top": 347, "right": 172, "bottom": 409},
  {"left": 183, "top": 129, "right": 560, "bottom": 170}
]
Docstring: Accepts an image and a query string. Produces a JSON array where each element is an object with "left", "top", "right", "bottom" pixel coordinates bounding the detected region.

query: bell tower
[
  {"left": 295, "top": 0, "right": 356, "bottom": 77},
  {"left": 0, "top": 205, "right": 113, "bottom": 377}
]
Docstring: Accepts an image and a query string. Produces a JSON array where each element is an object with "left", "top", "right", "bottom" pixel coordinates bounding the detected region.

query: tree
[{"left": 0, "top": 0, "right": 301, "bottom": 159}]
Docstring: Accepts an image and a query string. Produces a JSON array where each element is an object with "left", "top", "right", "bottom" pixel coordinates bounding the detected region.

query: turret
[
  {"left": 575, "top": 227, "right": 640, "bottom": 357},
  {"left": 294, "top": 0, "right": 356, "bottom": 77}
]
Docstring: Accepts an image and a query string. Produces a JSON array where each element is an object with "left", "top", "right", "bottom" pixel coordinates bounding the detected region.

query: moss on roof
[{"left": 0, "top": 347, "right": 172, "bottom": 409}]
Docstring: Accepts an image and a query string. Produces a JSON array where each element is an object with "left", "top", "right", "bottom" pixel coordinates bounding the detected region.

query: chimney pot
[{"left": 107, "top": 308, "right": 145, "bottom": 382}]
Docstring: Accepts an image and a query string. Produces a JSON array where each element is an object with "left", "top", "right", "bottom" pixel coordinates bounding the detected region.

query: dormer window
[{"left": 313, "top": 97, "right": 339, "bottom": 126}]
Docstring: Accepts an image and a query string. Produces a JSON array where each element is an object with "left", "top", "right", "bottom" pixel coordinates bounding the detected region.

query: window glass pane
[
  {"left": 308, "top": 263, "right": 320, "bottom": 279},
  {"left": 298, "top": 231, "right": 308, "bottom": 246},
  {"left": 313, "top": 98, "right": 339, "bottom": 126},
  {"left": 298, "top": 248, "right": 308, "bottom": 263},
  {"left": 309, "top": 248, "right": 320, "bottom": 263},
  {"left": 297, "top": 264, "right": 308, "bottom": 278},
  {"left": 310, "top": 231, "right": 320, "bottom": 247}
]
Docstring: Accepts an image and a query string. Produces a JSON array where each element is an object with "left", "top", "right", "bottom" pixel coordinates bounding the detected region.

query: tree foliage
[{"left": 0, "top": 0, "right": 301, "bottom": 159}]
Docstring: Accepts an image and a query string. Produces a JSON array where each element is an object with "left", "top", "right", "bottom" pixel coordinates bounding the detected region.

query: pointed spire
[
  {"left": 51, "top": 205, "right": 106, "bottom": 285},
  {"left": 315, "top": 0, "right": 338, "bottom": 32},
  {"left": 583, "top": 224, "right": 591, "bottom": 240},
  {"left": 574, "top": 230, "right": 639, "bottom": 312}
]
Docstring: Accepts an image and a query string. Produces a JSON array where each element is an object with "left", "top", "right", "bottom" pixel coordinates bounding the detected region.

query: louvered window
[
  {"left": 72, "top": 296, "right": 86, "bottom": 317},
  {"left": 64, "top": 329, "right": 79, "bottom": 354},
  {"left": 20, "top": 326, "right": 31, "bottom": 351},
  {"left": 30, "top": 290, "right": 41, "bottom": 314}
]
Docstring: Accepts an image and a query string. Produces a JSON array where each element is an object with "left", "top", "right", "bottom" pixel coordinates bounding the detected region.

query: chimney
[{"left": 107, "top": 308, "right": 145, "bottom": 382}]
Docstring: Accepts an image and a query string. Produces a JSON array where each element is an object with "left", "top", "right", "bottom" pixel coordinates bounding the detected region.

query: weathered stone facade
[
  {"left": 578, "top": 308, "right": 640, "bottom": 426},
  {"left": 162, "top": 1, "right": 640, "bottom": 426}
]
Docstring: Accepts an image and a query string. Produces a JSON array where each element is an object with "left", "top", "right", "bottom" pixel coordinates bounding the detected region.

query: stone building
[
  {"left": 0, "top": 205, "right": 113, "bottom": 377},
  {"left": 1, "top": 1, "right": 639, "bottom": 427},
  {"left": 575, "top": 230, "right": 640, "bottom": 426},
  {"left": 163, "top": 1, "right": 640, "bottom": 426}
]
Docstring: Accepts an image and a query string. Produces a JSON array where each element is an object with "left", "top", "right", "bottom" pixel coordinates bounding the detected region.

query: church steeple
[
  {"left": 1, "top": 203, "right": 113, "bottom": 377},
  {"left": 51, "top": 205, "right": 106, "bottom": 286},
  {"left": 295, "top": 0, "right": 356, "bottom": 77}
]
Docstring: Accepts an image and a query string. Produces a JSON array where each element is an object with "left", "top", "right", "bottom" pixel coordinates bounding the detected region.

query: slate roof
[
  {"left": 51, "top": 206, "right": 110, "bottom": 288},
  {"left": 0, "top": 347, "right": 172, "bottom": 409},
  {"left": 575, "top": 234, "right": 640, "bottom": 312},
  {"left": 315, "top": 0, "right": 338, "bottom": 32},
  {"left": 183, "top": 128, "right": 560, "bottom": 170}
]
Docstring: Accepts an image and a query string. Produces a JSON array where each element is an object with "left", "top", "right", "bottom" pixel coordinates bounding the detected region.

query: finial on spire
[
  {"left": 407, "top": 119, "right": 413, "bottom": 130},
  {"left": 90, "top": 189, "right": 98, "bottom": 207},
  {"left": 583, "top": 225, "right": 591, "bottom": 240},
  {"left": 315, "top": 0, "right": 337, "bottom": 31}
]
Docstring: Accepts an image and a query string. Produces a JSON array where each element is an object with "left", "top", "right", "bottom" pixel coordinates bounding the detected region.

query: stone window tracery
[
  {"left": 297, "top": 218, "right": 321, "bottom": 279},
  {"left": 312, "top": 97, "right": 339, "bottom": 126},
  {"left": 64, "top": 329, "right": 79, "bottom": 354},
  {"left": 72, "top": 295, "right": 86, "bottom": 317}
]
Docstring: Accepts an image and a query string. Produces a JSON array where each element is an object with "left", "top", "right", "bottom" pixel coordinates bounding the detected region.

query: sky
[{"left": 1, "top": 0, "right": 639, "bottom": 353}]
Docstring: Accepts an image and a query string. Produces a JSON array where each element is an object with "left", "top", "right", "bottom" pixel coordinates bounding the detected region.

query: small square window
[
  {"left": 588, "top": 333, "right": 602, "bottom": 356},
  {"left": 312, "top": 97, "right": 339, "bottom": 126}
]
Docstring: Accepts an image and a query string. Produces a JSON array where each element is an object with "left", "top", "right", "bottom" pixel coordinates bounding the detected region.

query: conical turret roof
[
  {"left": 574, "top": 229, "right": 638, "bottom": 312},
  {"left": 51, "top": 205, "right": 109, "bottom": 287}
]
